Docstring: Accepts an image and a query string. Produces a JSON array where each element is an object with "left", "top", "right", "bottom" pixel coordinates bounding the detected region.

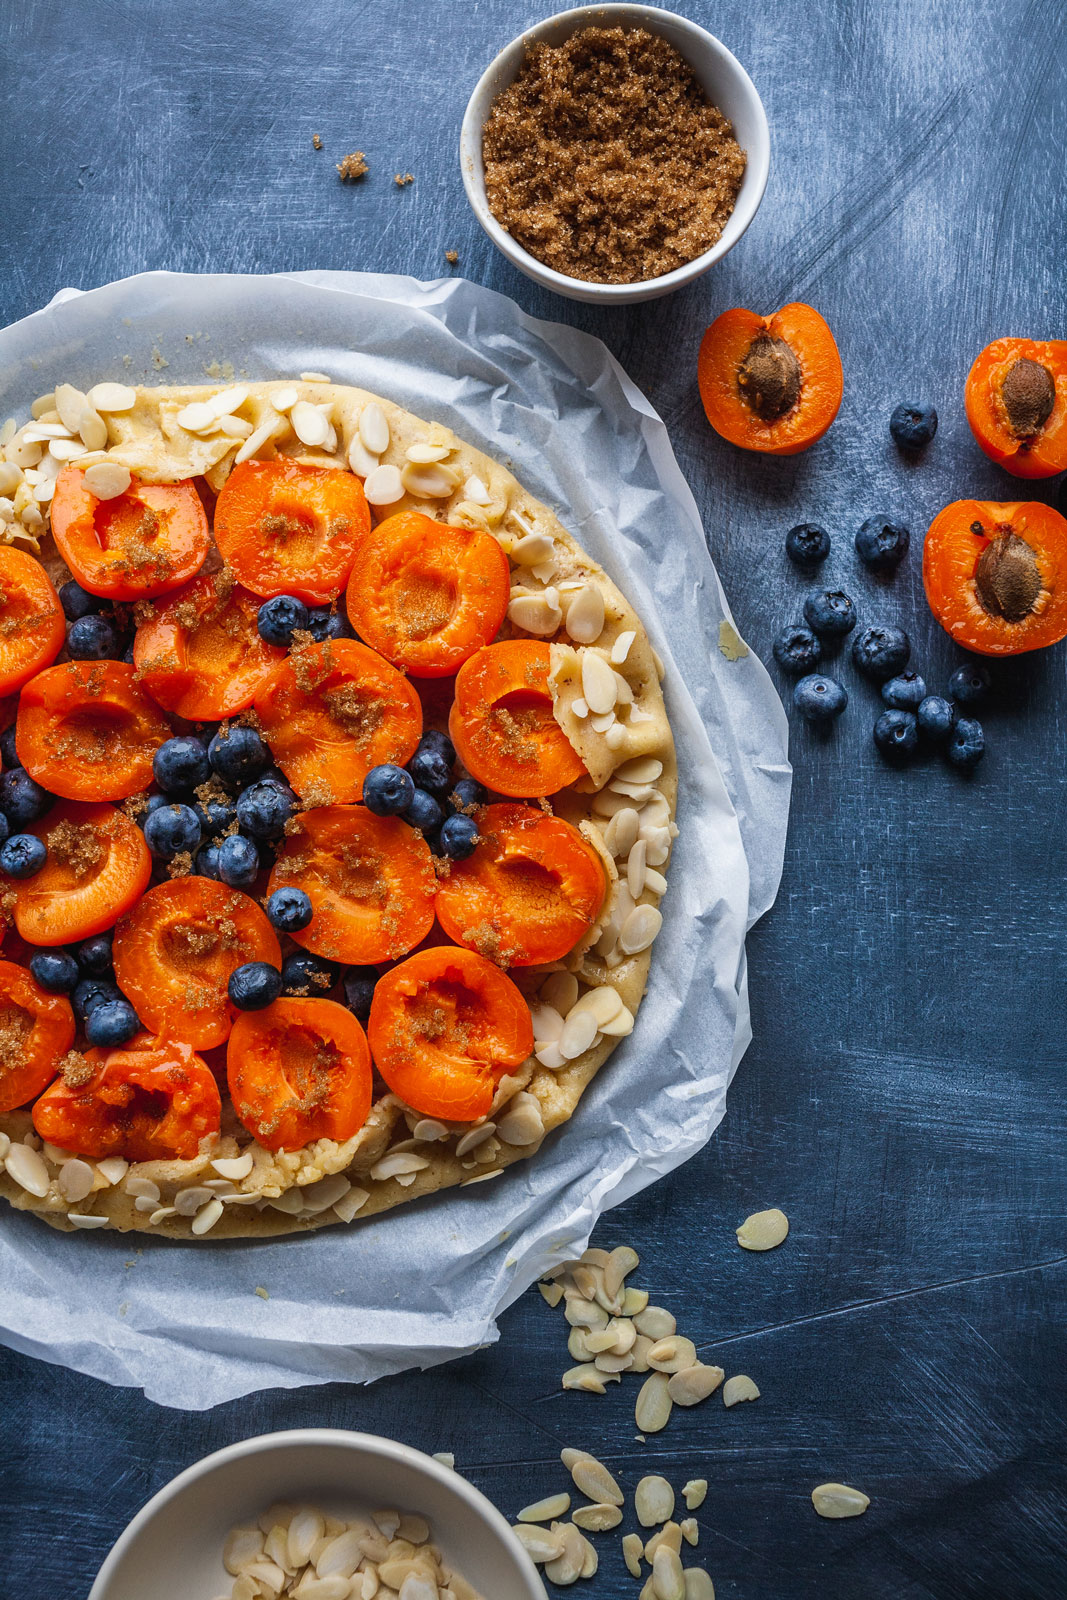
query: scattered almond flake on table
[
  {"left": 736, "top": 1207, "right": 789, "bottom": 1251},
  {"left": 722, "top": 1374, "right": 760, "bottom": 1407},
  {"left": 336, "top": 150, "right": 368, "bottom": 181},
  {"left": 717, "top": 619, "right": 749, "bottom": 660},
  {"left": 446, "top": 249, "right": 459, "bottom": 264},
  {"left": 811, "top": 1482, "right": 870, "bottom": 1519},
  {"left": 254, "top": 1286, "right": 269, "bottom": 1301},
  {"left": 312, "top": 133, "right": 322, "bottom": 150},
  {"left": 394, "top": 171, "right": 414, "bottom": 186}
]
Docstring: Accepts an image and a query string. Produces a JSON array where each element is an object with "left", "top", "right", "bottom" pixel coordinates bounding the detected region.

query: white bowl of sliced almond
[{"left": 88, "top": 1429, "right": 546, "bottom": 1600}]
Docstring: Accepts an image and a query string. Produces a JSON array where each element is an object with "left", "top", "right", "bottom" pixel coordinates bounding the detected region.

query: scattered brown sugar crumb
[
  {"left": 167, "top": 850, "right": 193, "bottom": 879},
  {"left": 445, "top": 250, "right": 459, "bottom": 265},
  {"left": 122, "top": 791, "right": 151, "bottom": 820},
  {"left": 312, "top": 133, "right": 323, "bottom": 151},
  {"left": 394, "top": 172, "right": 414, "bottom": 187},
  {"left": 0, "top": 1003, "right": 32, "bottom": 1069},
  {"left": 482, "top": 25, "right": 747, "bottom": 284},
  {"left": 46, "top": 818, "right": 106, "bottom": 878},
  {"left": 59, "top": 1049, "right": 95, "bottom": 1089},
  {"left": 336, "top": 151, "right": 368, "bottom": 182}
]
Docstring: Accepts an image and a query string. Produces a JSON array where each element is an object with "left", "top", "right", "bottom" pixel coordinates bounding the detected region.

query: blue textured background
[{"left": 1, "top": 3, "right": 1066, "bottom": 1597}]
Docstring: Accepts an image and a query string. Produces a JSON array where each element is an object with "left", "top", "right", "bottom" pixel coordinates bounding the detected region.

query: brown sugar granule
[
  {"left": 394, "top": 172, "right": 414, "bottom": 187},
  {"left": 336, "top": 151, "right": 368, "bottom": 182},
  {"left": 59, "top": 1049, "right": 95, "bottom": 1089},
  {"left": 0, "top": 1003, "right": 32, "bottom": 1069},
  {"left": 46, "top": 818, "right": 106, "bottom": 878},
  {"left": 482, "top": 25, "right": 747, "bottom": 284}
]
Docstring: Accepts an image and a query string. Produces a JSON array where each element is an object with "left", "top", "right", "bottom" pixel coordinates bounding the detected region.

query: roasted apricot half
[
  {"left": 113, "top": 878, "right": 281, "bottom": 1050},
  {"left": 213, "top": 458, "right": 370, "bottom": 603},
  {"left": 32, "top": 1034, "right": 221, "bottom": 1161},
  {"left": 345, "top": 509, "right": 510, "bottom": 677},
  {"left": 965, "top": 338, "right": 1067, "bottom": 479},
  {"left": 923, "top": 499, "right": 1067, "bottom": 655},
  {"left": 268, "top": 804, "right": 436, "bottom": 965},
  {"left": 0, "top": 959, "right": 76, "bottom": 1113},
  {"left": 16, "top": 661, "right": 171, "bottom": 802},
  {"left": 449, "top": 640, "right": 585, "bottom": 798},
  {"left": 133, "top": 571, "right": 285, "bottom": 721},
  {"left": 50, "top": 466, "right": 210, "bottom": 600},
  {"left": 367, "top": 945, "right": 534, "bottom": 1121},
  {"left": 698, "top": 303, "right": 843, "bottom": 455},
  {"left": 435, "top": 802, "right": 606, "bottom": 966},
  {"left": 253, "top": 638, "right": 422, "bottom": 804},
  {"left": 227, "top": 997, "right": 372, "bottom": 1151},
  {"left": 0, "top": 546, "right": 65, "bottom": 695},
  {"left": 13, "top": 800, "right": 151, "bottom": 947}
]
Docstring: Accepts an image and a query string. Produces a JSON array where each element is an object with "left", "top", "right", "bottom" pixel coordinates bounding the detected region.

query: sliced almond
[
  {"left": 511, "top": 1524, "right": 564, "bottom": 1563},
  {"left": 83, "top": 461, "right": 131, "bottom": 500},
  {"left": 517, "top": 1492, "right": 570, "bottom": 1523},
  {"left": 401, "top": 461, "right": 459, "bottom": 498},
  {"left": 570, "top": 1452, "right": 623, "bottom": 1506},
  {"left": 722, "top": 1374, "right": 760, "bottom": 1407},
  {"left": 562, "top": 1363, "right": 617, "bottom": 1394},
  {"left": 635, "top": 1475, "right": 675, "bottom": 1527},
  {"left": 564, "top": 584, "right": 606, "bottom": 645},
  {"left": 359, "top": 402, "right": 390, "bottom": 454},
  {"left": 539, "top": 1281, "right": 564, "bottom": 1308},
  {"left": 736, "top": 1207, "right": 789, "bottom": 1251},
  {"left": 668, "top": 1364, "right": 724, "bottom": 1406},
  {"left": 572, "top": 1502, "right": 622, "bottom": 1532},
  {"left": 682, "top": 1572, "right": 716, "bottom": 1600},
  {"left": 635, "top": 1371, "right": 673, "bottom": 1433},
  {"left": 652, "top": 1544, "right": 685, "bottom": 1600},
  {"left": 610, "top": 629, "right": 636, "bottom": 664},
  {"left": 87, "top": 381, "right": 136, "bottom": 413},
  {"left": 648, "top": 1336, "right": 697, "bottom": 1373},
  {"left": 362, "top": 464, "right": 405, "bottom": 505},
  {"left": 682, "top": 1479, "right": 707, "bottom": 1511},
  {"left": 346, "top": 433, "right": 379, "bottom": 476},
  {"left": 619, "top": 903, "right": 663, "bottom": 955},
  {"left": 543, "top": 1520, "right": 586, "bottom": 1586},
  {"left": 811, "top": 1482, "right": 870, "bottom": 1519},
  {"left": 622, "top": 1532, "right": 645, "bottom": 1578},
  {"left": 680, "top": 1518, "right": 699, "bottom": 1547},
  {"left": 645, "top": 1522, "right": 683, "bottom": 1561},
  {"left": 3, "top": 1143, "right": 50, "bottom": 1196}
]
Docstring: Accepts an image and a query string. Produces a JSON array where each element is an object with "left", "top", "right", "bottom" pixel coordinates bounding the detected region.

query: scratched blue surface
[{"left": 1, "top": 2, "right": 1066, "bottom": 1597}]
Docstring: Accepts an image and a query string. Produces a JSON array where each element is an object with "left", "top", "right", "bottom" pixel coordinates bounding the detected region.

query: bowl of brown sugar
[{"left": 460, "top": 4, "right": 770, "bottom": 304}]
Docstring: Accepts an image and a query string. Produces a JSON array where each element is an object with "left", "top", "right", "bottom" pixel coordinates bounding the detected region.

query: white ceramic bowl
[
  {"left": 460, "top": 3, "right": 769, "bottom": 304},
  {"left": 88, "top": 1428, "right": 547, "bottom": 1600}
]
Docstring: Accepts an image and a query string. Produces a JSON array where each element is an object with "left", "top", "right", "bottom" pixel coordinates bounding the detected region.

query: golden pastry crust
[{"left": 0, "top": 379, "right": 676, "bottom": 1238}]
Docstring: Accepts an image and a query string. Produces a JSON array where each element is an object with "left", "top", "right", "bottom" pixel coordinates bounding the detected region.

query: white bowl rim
[
  {"left": 459, "top": 2, "right": 770, "bottom": 302},
  {"left": 88, "top": 1427, "right": 547, "bottom": 1600}
]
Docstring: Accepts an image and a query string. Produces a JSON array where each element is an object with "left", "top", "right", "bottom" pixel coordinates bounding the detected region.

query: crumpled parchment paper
[{"left": 0, "top": 271, "right": 791, "bottom": 1409}]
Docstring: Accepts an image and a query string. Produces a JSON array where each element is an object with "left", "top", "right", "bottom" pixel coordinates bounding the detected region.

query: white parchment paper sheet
[{"left": 0, "top": 272, "right": 791, "bottom": 1409}]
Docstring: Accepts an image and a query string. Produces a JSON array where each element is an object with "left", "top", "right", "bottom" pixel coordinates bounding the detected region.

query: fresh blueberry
[
  {"left": 0, "top": 833, "right": 47, "bottom": 878},
  {"left": 266, "top": 886, "right": 313, "bottom": 933},
  {"left": 67, "top": 614, "right": 121, "bottom": 660},
  {"left": 280, "top": 951, "right": 337, "bottom": 997},
  {"left": 144, "top": 803, "right": 201, "bottom": 860},
  {"left": 72, "top": 977, "right": 121, "bottom": 1018},
  {"left": 785, "top": 522, "right": 831, "bottom": 569},
  {"left": 257, "top": 595, "right": 309, "bottom": 647},
  {"left": 881, "top": 671, "right": 927, "bottom": 710},
  {"left": 890, "top": 403, "right": 938, "bottom": 451},
  {"left": 228, "top": 961, "right": 283, "bottom": 1011},
  {"left": 793, "top": 674, "right": 848, "bottom": 723},
  {"left": 948, "top": 663, "right": 992, "bottom": 706},
  {"left": 75, "top": 933, "right": 113, "bottom": 975},
  {"left": 84, "top": 999, "right": 141, "bottom": 1047},
  {"left": 0, "top": 768, "right": 52, "bottom": 828},
  {"left": 772, "top": 624, "right": 822, "bottom": 676},
  {"left": 450, "top": 777, "right": 487, "bottom": 811},
  {"left": 855, "top": 516, "right": 910, "bottom": 573},
  {"left": 196, "top": 841, "right": 222, "bottom": 879},
  {"left": 236, "top": 781, "right": 294, "bottom": 841},
  {"left": 305, "top": 606, "right": 354, "bottom": 642},
  {"left": 153, "top": 736, "right": 210, "bottom": 795},
  {"left": 408, "top": 739, "right": 453, "bottom": 796},
  {"left": 405, "top": 788, "right": 444, "bottom": 835},
  {"left": 851, "top": 625, "right": 911, "bottom": 681},
  {"left": 137, "top": 793, "right": 171, "bottom": 828},
  {"left": 59, "top": 579, "right": 106, "bottom": 621},
  {"left": 0, "top": 813, "right": 8, "bottom": 848},
  {"left": 947, "top": 717, "right": 985, "bottom": 771},
  {"left": 439, "top": 813, "right": 479, "bottom": 859},
  {"left": 803, "top": 590, "right": 857, "bottom": 639},
  {"left": 0, "top": 725, "right": 17, "bottom": 769},
  {"left": 217, "top": 833, "right": 260, "bottom": 888},
  {"left": 342, "top": 965, "right": 377, "bottom": 1021},
  {"left": 873, "top": 709, "right": 919, "bottom": 762},
  {"left": 208, "top": 724, "right": 272, "bottom": 789},
  {"left": 363, "top": 763, "right": 415, "bottom": 817},
  {"left": 258, "top": 766, "right": 295, "bottom": 794},
  {"left": 419, "top": 729, "right": 456, "bottom": 765},
  {"left": 917, "top": 695, "right": 955, "bottom": 742},
  {"left": 29, "top": 951, "right": 80, "bottom": 993},
  {"left": 194, "top": 794, "right": 238, "bottom": 837}
]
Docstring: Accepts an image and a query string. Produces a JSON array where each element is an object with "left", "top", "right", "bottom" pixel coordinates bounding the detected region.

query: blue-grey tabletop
[{"left": 2, "top": 2, "right": 1066, "bottom": 1597}]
